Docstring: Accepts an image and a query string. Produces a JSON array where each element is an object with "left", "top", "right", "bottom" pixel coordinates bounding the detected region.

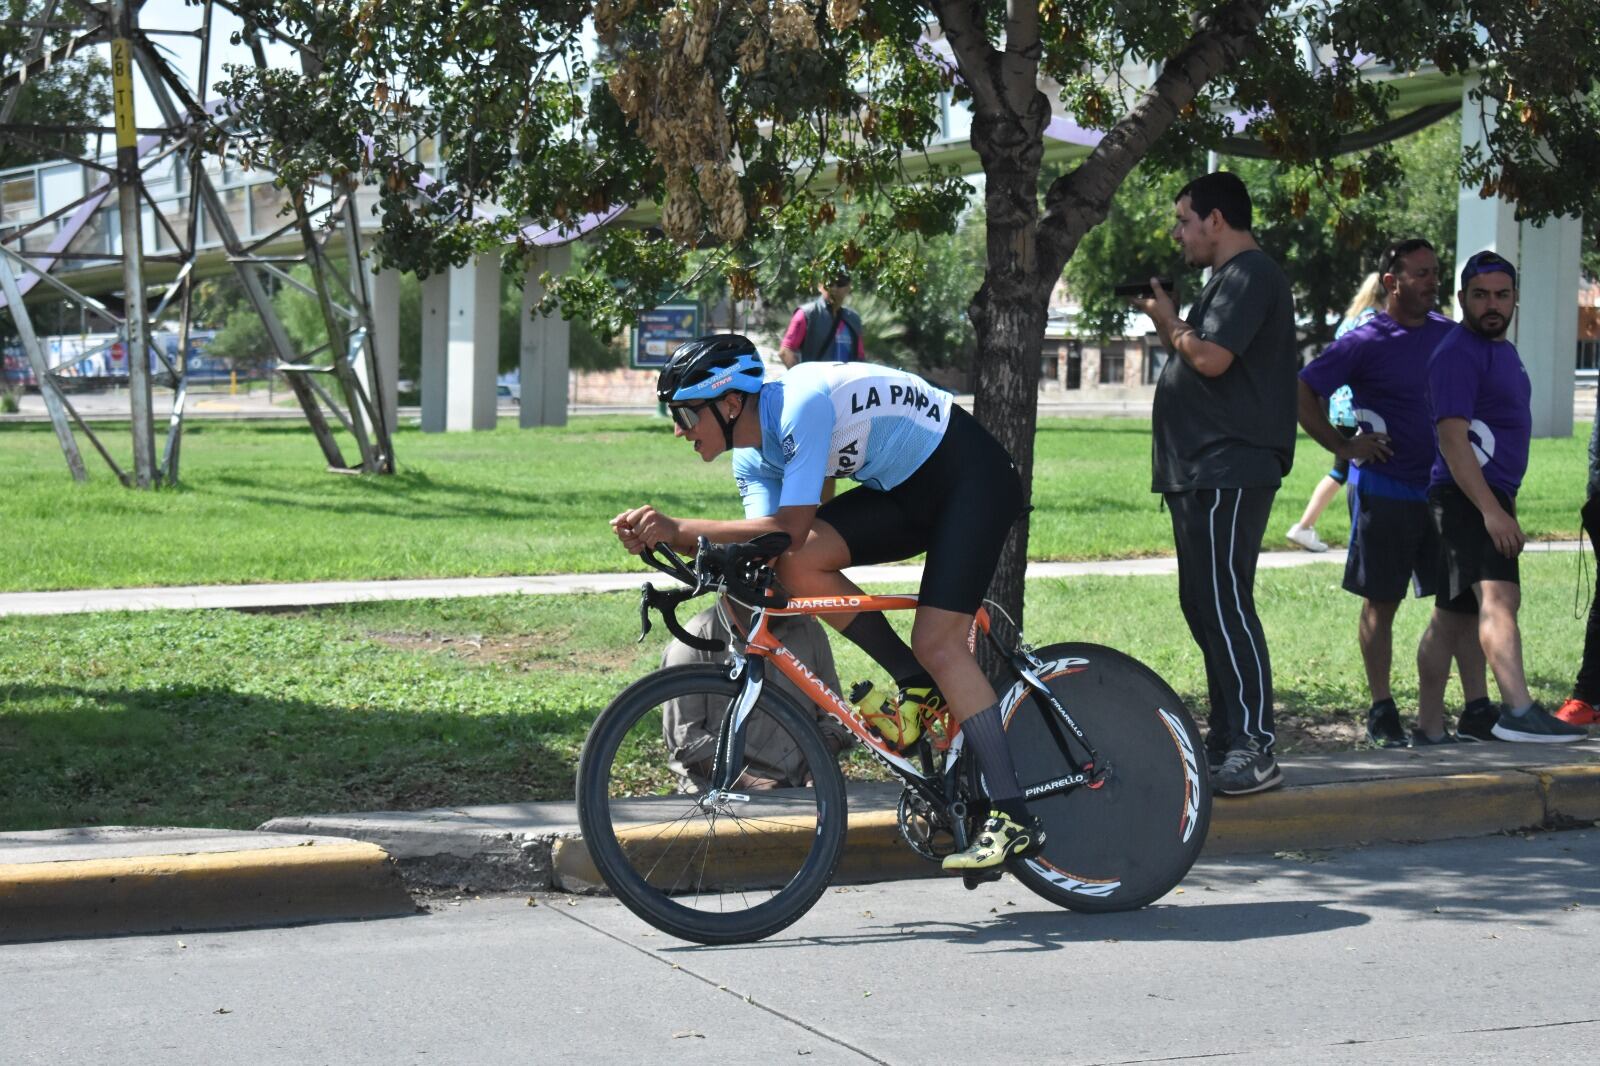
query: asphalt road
[{"left": 3, "top": 828, "right": 1597, "bottom": 1065}]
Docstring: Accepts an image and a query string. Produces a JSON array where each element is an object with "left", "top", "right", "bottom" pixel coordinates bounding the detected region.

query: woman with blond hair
[{"left": 1287, "top": 272, "right": 1387, "bottom": 551}]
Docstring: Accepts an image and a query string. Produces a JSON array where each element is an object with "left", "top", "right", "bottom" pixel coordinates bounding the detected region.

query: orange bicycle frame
[{"left": 731, "top": 593, "right": 990, "bottom": 769}]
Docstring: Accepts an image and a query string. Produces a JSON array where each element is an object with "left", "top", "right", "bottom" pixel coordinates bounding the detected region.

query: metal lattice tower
[{"left": 0, "top": 0, "right": 393, "bottom": 485}]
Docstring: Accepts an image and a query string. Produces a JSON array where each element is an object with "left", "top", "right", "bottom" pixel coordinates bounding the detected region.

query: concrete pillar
[
  {"left": 419, "top": 271, "right": 449, "bottom": 432},
  {"left": 1454, "top": 77, "right": 1518, "bottom": 273},
  {"left": 520, "top": 244, "right": 571, "bottom": 428},
  {"left": 1518, "top": 216, "right": 1580, "bottom": 439},
  {"left": 1455, "top": 73, "right": 1580, "bottom": 438},
  {"left": 1082, "top": 344, "right": 1101, "bottom": 389},
  {"left": 361, "top": 259, "right": 400, "bottom": 434},
  {"left": 446, "top": 252, "right": 500, "bottom": 431}
]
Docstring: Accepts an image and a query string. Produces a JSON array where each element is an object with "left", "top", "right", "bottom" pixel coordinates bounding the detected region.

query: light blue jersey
[{"left": 732, "top": 362, "right": 953, "bottom": 516}]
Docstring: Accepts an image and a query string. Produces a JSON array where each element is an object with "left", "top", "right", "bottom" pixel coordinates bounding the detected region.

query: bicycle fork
[{"left": 705, "top": 656, "right": 764, "bottom": 803}]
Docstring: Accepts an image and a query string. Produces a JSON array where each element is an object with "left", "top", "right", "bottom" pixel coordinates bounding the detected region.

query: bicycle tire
[
  {"left": 1001, "top": 642, "right": 1211, "bottom": 913},
  {"left": 576, "top": 664, "right": 848, "bottom": 944}
]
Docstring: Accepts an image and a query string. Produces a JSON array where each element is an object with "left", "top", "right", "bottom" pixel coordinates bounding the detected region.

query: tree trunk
[
  {"left": 939, "top": 0, "right": 1273, "bottom": 662},
  {"left": 966, "top": 93, "right": 1051, "bottom": 654}
]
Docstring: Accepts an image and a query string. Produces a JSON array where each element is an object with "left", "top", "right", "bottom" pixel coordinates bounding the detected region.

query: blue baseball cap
[{"left": 1460, "top": 249, "right": 1517, "bottom": 289}]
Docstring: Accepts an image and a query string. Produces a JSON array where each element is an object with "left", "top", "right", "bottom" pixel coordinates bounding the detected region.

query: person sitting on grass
[{"left": 662, "top": 602, "right": 854, "bottom": 791}]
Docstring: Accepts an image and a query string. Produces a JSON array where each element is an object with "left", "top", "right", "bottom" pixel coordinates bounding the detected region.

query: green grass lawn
[
  {"left": 2, "top": 553, "right": 1590, "bottom": 831},
  {"left": 0, "top": 415, "right": 1590, "bottom": 591}
]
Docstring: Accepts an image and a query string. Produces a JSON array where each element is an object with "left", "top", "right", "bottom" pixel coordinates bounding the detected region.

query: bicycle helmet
[
  {"left": 657, "top": 334, "right": 766, "bottom": 450},
  {"left": 657, "top": 333, "right": 766, "bottom": 404}
]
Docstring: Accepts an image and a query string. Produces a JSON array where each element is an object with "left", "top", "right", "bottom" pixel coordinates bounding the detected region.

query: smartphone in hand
[{"left": 1112, "top": 276, "right": 1176, "bottom": 299}]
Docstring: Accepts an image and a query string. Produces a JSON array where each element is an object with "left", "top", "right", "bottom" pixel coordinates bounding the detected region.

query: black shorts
[
  {"left": 1342, "top": 479, "right": 1437, "bottom": 602},
  {"left": 1427, "top": 483, "right": 1520, "bottom": 614},
  {"left": 816, "top": 405, "right": 1024, "bottom": 614}
]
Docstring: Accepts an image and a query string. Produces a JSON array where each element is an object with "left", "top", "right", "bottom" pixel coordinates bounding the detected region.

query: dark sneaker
[
  {"left": 1212, "top": 740, "right": 1283, "bottom": 796},
  {"left": 1491, "top": 703, "right": 1589, "bottom": 744},
  {"left": 1456, "top": 698, "right": 1501, "bottom": 742},
  {"left": 941, "top": 810, "right": 1046, "bottom": 871},
  {"left": 1409, "top": 728, "right": 1462, "bottom": 746},
  {"left": 1206, "top": 745, "right": 1227, "bottom": 776},
  {"left": 1366, "top": 699, "right": 1407, "bottom": 749}
]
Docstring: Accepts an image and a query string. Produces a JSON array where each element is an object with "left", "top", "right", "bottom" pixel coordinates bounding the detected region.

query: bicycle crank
[{"left": 896, "top": 789, "right": 957, "bottom": 860}]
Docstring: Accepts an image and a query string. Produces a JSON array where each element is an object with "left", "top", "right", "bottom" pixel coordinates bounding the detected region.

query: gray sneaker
[
  {"left": 1212, "top": 740, "right": 1284, "bottom": 796},
  {"left": 1490, "top": 702, "right": 1589, "bottom": 744},
  {"left": 1409, "top": 728, "right": 1462, "bottom": 747}
]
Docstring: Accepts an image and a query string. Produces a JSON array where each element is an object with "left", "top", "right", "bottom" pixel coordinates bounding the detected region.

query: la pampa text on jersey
[{"left": 733, "top": 362, "right": 954, "bottom": 516}]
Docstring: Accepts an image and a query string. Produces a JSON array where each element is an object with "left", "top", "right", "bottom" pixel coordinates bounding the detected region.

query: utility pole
[{"left": 112, "top": 1, "right": 156, "bottom": 486}]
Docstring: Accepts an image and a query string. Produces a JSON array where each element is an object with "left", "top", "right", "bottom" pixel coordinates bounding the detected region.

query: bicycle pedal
[{"left": 961, "top": 869, "right": 1003, "bottom": 890}]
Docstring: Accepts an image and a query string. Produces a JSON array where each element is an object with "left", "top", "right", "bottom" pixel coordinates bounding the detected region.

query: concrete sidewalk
[
  {"left": 6, "top": 740, "right": 1595, "bottom": 944},
  {"left": 0, "top": 540, "right": 1585, "bottom": 617}
]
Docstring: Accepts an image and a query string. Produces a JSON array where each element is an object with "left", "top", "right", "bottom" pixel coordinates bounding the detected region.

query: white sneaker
[{"left": 1286, "top": 524, "right": 1329, "bottom": 552}]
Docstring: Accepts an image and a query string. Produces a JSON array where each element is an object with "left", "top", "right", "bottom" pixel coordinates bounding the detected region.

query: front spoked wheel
[
  {"left": 576, "top": 664, "right": 847, "bottom": 945},
  {"left": 1002, "top": 643, "right": 1211, "bottom": 913}
]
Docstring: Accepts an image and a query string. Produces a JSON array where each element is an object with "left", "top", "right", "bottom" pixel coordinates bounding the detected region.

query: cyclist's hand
[{"left": 612, "top": 505, "right": 678, "bottom": 555}]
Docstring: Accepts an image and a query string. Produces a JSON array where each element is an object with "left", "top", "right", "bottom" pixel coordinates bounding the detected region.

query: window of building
[
  {"left": 1099, "top": 345, "right": 1124, "bottom": 385},
  {"left": 1, "top": 174, "right": 38, "bottom": 226},
  {"left": 1143, "top": 334, "right": 1170, "bottom": 384}
]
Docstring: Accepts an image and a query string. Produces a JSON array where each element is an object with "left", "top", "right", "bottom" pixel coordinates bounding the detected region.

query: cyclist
[{"left": 612, "top": 333, "right": 1042, "bottom": 872}]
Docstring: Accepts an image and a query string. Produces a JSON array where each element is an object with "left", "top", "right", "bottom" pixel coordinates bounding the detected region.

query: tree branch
[
  {"left": 1037, "top": 0, "right": 1273, "bottom": 285},
  {"left": 1001, "top": 0, "right": 1042, "bottom": 109},
  {"left": 932, "top": 0, "right": 1002, "bottom": 116}
]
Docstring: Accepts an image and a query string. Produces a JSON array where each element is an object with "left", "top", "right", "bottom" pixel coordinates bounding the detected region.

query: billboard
[{"left": 630, "top": 304, "right": 702, "bottom": 370}]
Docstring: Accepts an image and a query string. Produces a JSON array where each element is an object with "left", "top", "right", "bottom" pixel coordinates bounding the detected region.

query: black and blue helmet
[{"left": 657, "top": 333, "right": 766, "bottom": 404}]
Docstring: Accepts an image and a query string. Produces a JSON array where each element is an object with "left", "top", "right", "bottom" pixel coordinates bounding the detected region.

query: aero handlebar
[{"left": 636, "top": 534, "right": 793, "bottom": 652}]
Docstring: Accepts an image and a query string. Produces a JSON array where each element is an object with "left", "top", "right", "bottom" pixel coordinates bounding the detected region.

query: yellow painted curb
[
  {"left": 0, "top": 842, "right": 415, "bottom": 943},
  {"left": 555, "top": 769, "right": 1590, "bottom": 892},
  {"left": 1537, "top": 763, "right": 1600, "bottom": 823},
  {"left": 1204, "top": 771, "right": 1546, "bottom": 855},
  {"left": 553, "top": 809, "right": 931, "bottom": 892}
]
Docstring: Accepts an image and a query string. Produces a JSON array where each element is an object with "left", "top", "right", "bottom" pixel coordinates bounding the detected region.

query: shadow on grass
[
  {"left": 201, "top": 469, "right": 718, "bottom": 523},
  {"left": 0, "top": 683, "right": 578, "bottom": 833}
]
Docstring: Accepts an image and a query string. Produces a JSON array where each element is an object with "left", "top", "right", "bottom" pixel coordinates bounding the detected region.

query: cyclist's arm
[{"left": 612, "top": 504, "right": 818, "bottom": 555}]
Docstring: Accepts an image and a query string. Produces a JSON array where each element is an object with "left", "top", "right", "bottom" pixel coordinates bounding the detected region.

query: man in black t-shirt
[{"left": 1131, "top": 171, "right": 1297, "bottom": 796}]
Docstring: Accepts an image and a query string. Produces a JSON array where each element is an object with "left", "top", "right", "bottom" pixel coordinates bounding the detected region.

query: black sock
[
  {"left": 838, "top": 612, "right": 923, "bottom": 686},
  {"left": 959, "top": 704, "right": 1026, "bottom": 818},
  {"left": 1464, "top": 696, "right": 1496, "bottom": 715}
]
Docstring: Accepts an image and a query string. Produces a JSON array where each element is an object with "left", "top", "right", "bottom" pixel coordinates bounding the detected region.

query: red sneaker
[{"left": 1553, "top": 698, "right": 1600, "bottom": 726}]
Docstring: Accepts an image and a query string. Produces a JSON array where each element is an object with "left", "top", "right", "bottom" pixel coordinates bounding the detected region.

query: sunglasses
[{"left": 668, "top": 401, "right": 710, "bottom": 431}]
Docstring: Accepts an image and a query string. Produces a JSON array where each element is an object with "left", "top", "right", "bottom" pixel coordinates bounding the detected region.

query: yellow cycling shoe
[{"left": 941, "top": 810, "right": 1046, "bottom": 871}]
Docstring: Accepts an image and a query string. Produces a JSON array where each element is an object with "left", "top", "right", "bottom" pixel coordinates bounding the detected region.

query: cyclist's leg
[
  {"left": 777, "top": 491, "right": 932, "bottom": 689},
  {"left": 880, "top": 407, "right": 1038, "bottom": 869}
]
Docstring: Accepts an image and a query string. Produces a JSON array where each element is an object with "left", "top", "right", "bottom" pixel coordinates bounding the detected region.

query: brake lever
[
  {"left": 637, "top": 583, "right": 655, "bottom": 643},
  {"left": 635, "top": 581, "right": 726, "bottom": 652}
]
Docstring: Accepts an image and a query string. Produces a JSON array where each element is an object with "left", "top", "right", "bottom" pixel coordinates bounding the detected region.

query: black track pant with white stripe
[{"left": 1165, "top": 487, "right": 1278, "bottom": 754}]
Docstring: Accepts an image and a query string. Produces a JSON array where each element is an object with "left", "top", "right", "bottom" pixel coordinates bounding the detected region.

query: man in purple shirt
[
  {"left": 1422, "top": 250, "right": 1585, "bottom": 743},
  {"left": 1298, "top": 239, "right": 1491, "bottom": 747}
]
